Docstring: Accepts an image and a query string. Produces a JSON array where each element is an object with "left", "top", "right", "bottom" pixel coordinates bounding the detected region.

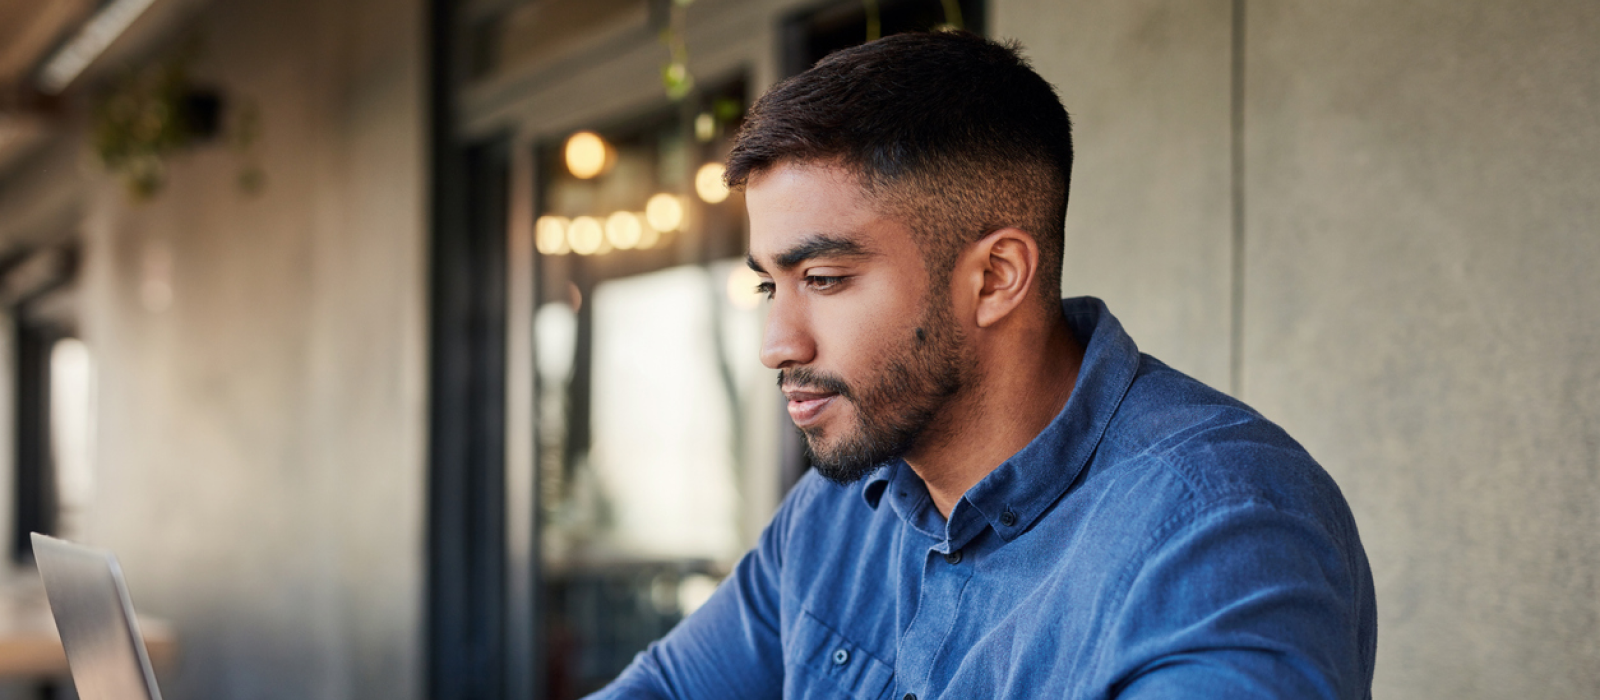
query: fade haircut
[{"left": 726, "top": 31, "right": 1073, "bottom": 302}]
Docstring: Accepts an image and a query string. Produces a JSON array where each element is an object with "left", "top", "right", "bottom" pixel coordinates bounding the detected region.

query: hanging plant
[
  {"left": 866, "top": 0, "right": 964, "bottom": 41},
  {"left": 659, "top": 0, "right": 695, "bottom": 100},
  {"left": 90, "top": 40, "right": 264, "bottom": 201},
  {"left": 938, "top": 0, "right": 964, "bottom": 31}
]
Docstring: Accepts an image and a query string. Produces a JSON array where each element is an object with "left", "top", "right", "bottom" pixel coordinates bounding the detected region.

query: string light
[
  {"left": 564, "top": 132, "right": 612, "bottom": 179},
  {"left": 695, "top": 162, "right": 729, "bottom": 204},
  {"left": 606, "top": 211, "right": 644, "bottom": 250},
  {"left": 536, "top": 216, "right": 571, "bottom": 255},
  {"left": 645, "top": 193, "right": 684, "bottom": 232},
  {"left": 638, "top": 222, "right": 662, "bottom": 250},
  {"left": 568, "top": 216, "right": 604, "bottom": 255}
]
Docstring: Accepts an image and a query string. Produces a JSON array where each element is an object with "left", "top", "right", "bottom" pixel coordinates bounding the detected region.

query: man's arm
[
  {"left": 1107, "top": 499, "right": 1377, "bottom": 700},
  {"left": 583, "top": 480, "right": 804, "bottom": 699}
]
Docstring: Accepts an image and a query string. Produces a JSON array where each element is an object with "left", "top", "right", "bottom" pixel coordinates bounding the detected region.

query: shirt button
[
  {"left": 832, "top": 648, "right": 849, "bottom": 665},
  {"left": 1000, "top": 509, "right": 1018, "bottom": 527},
  {"left": 904, "top": 694, "right": 917, "bottom": 700},
  {"left": 944, "top": 549, "right": 962, "bottom": 565}
]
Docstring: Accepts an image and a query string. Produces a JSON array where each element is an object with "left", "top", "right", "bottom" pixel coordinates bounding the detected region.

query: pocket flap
[{"left": 787, "top": 608, "right": 894, "bottom": 700}]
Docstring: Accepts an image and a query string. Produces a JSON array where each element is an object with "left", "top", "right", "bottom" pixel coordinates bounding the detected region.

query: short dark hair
[{"left": 726, "top": 31, "right": 1073, "bottom": 301}]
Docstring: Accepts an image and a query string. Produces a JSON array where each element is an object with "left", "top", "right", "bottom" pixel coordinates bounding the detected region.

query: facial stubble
[{"left": 781, "top": 292, "right": 973, "bottom": 485}]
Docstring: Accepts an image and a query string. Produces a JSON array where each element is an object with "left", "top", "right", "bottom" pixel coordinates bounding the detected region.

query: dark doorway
[{"left": 783, "top": 0, "right": 987, "bottom": 76}]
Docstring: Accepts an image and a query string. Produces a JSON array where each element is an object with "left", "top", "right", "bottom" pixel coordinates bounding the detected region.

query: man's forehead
[
  {"left": 745, "top": 161, "right": 869, "bottom": 204},
  {"left": 744, "top": 161, "right": 902, "bottom": 269}
]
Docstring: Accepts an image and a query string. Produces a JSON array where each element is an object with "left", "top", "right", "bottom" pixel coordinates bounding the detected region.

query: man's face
[{"left": 746, "top": 163, "right": 972, "bottom": 484}]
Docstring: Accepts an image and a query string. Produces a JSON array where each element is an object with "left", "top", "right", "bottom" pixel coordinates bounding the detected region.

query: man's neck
[{"left": 906, "top": 309, "right": 1084, "bottom": 518}]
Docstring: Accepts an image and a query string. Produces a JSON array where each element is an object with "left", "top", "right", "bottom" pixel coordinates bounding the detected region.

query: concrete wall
[
  {"left": 997, "top": 0, "right": 1236, "bottom": 390},
  {"left": 1242, "top": 1, "right": 1600, "bottom": 696},
  {"left": 1000, "top": 0, "right": 1600, "bottom": 697},
  {"left": 0, "top": 0, "right": 428, "bottom": 696}
]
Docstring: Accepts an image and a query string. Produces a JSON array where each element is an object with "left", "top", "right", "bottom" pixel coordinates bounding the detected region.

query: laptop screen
[{"left": 31, "top": 533, "right": 163, "bottom": 700}]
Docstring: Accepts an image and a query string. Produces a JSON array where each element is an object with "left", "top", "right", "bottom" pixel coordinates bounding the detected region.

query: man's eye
[
  {"left": 805, "top": 275, "right": 844, "bottom": 291},
  {"left": 755, "top": 281, "right": 775, "bottom": 299}
]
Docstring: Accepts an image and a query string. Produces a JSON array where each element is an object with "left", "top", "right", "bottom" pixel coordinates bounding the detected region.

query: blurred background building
[{"left": 0, "top": 0, "right": 1594, "bottom": 698}]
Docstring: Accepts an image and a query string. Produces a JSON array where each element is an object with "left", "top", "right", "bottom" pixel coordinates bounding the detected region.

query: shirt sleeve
[
  {"left": 1107, "top": 499, "right": 1376, "bottom": 700},
  {"left": 582, "top": 481, "right": 803, "bottom": 700}
]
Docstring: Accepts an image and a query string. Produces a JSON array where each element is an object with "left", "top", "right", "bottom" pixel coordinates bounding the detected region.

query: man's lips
[{"left": 783, "top": 387, "right": 840, "bottom": 426}]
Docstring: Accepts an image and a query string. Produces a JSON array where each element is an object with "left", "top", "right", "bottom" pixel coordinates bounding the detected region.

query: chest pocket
[{"left": 786, "top": 608, "right": 895, "bottom": 700}]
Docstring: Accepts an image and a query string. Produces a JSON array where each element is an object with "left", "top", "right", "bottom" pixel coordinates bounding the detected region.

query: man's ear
[{"left": 962, "top": 227, "right": 1039, "bottom": 328}]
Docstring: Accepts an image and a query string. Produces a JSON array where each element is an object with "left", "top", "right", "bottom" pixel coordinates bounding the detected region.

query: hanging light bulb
[
  {"left": 695, "top": 162, "right": 729, "bottom": 204},
  {"left": 564, "top": 131, "right": 613, "bottom": 179},
  {"left": 637, "top": 216, "right": 662, "bottom": 249},
  {"left": 535, "top": 216, "right": 571, "bottom": 255},
  {"left": 606, "top": 211, "right": 644, "bottom": 250},
  {"left": 694, "top": 112, "right": 716, "bottom": 142},
  {"left": 568, "top": 216, "right": 605, "bottom": 255},
  {"left": 645, "top": 193, "right": 684, "bottom": 232}
]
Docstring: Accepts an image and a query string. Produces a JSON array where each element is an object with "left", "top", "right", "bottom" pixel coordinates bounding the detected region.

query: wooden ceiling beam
[{"left": 0, "top": 0, "right": 94, "bottom": 88}]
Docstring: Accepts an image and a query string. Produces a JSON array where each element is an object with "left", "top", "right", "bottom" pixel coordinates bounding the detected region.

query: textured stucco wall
[
  {"left": 996, "top": 0, "right": 1236, "bottom": 390},
  {"left": 1242, "top": 1, "right": 1600, "bottom": 697},
  {"left": 1000, "top": 0, "right": 1599, "bottom": 696},
  {"left": 62, "top": 0, "right": 428, "bottom": 697}
]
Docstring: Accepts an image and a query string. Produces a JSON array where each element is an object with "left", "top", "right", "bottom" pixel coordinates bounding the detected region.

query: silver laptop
[{"left": 31, "top": 533, "right": 163, "bottom": 700}]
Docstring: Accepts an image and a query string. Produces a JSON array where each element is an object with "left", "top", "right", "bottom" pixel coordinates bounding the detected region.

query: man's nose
[{"left": 760, "top": 295, "right": 815, "bottom": 370}]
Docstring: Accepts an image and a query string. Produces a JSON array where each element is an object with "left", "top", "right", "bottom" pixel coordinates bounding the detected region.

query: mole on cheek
[{"left": 915, "top": 327, "right": 926, "bottom": 343}]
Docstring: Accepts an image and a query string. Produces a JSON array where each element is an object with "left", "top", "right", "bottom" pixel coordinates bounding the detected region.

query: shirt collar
[{"left": 862, "top": 297, "right": 1141, "bottom": 547}]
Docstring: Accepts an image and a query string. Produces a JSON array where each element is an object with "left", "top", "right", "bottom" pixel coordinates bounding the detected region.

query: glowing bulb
[
  {"left": 726, "top": 265, "right": 763, "bottom": 310},
  {"left": 695, "top": 162, "right": 729, "bottom": 204},
  {"left": 564, "top": 132, "right": 611, "bottom": 179},
  {"left": 606, "top": 211, "right": 644, "bottom": 250},
  {"left": 536, "top": 216, "right": 570, "bottom": 255},
  {"left": 694, "top": 112, "right": 715, "bottom": 142},
  {"left": 568, "top": 216, "right": 604, "bottom": 255},
  {"left": 637, "top": 219, "right": 662, "bottom": 249},
  {"left": 645, "top": 193, "right": 684, "bottom": 232}
]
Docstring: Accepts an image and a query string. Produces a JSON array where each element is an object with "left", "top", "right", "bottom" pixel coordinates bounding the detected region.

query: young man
[{"left": 590, "top": 31, "right": 1376, "bottom": 699}]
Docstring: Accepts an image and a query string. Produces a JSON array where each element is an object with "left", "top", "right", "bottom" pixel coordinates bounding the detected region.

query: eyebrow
[{"left": 746, "top": 234, "right": 873, "bottom": 274}]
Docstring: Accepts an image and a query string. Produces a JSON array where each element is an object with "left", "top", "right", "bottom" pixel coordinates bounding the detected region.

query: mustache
[{"left": 777, "top": 367, "right": 854, "bottom": 401}]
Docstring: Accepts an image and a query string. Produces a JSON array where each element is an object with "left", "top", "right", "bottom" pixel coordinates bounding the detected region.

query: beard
[{"left": 779, "top": 293, "right": 973, "bottom": 485}]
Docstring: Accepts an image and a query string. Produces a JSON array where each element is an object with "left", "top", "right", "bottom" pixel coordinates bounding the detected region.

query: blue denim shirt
[{"left": 590, "top": 297, "right": 1377, "bottom": 699}]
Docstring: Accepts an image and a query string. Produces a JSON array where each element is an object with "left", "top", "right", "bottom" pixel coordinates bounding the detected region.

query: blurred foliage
[
  {"left": 939, "top": 0, "right": 964, "bottom": 30},
  {"left": 91, "top": 39, "right": 264, "bottom": 201},
  {"left": 711, "top": 97, "right": 741, "bottom": 124},
  {"left": 659, "top": 0, "right": 694, "bottom": 100},
  {"left": 657, "top": 0, "right": 961, "bottom": 102}
]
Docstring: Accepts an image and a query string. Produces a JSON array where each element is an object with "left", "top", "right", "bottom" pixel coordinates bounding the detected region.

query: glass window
[{"left": 531, "top": 78, "right": 774, "bottom": 698}]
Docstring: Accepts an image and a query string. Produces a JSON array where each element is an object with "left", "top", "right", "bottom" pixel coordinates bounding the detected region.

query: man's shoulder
[
  {"left": 1099, "top": 354, "right": 1349, "bottom": 523},
  {"left": 1107, "top": 353, "right": 1279, "bottom": 455}
]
